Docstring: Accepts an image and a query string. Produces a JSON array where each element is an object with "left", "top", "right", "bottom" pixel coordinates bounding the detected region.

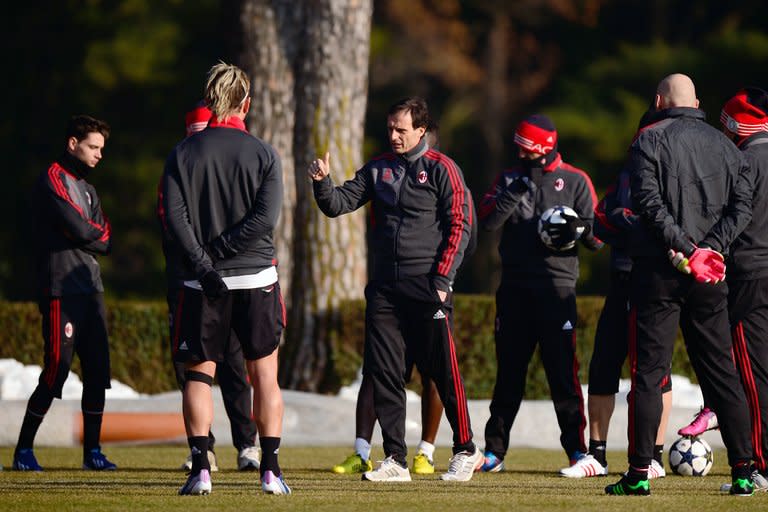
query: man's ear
[
  {"left": 241, "top": 97, "right": 251, "bottom": 116},
  {"left": 654, "top": 94, "right": 663, "bottom": 111},
  {"left": 66, "top": 136, "right": 78, "bottom": 153}
]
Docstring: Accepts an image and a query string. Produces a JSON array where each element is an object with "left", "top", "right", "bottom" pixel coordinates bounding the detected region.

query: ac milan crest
[
  {"left": 64, "top": 322, "right": 74, "bottom": 338},
  {"left": 554, "top": 178, "right": 564, "bottom": 191},
  {"left": 417, "top": 170, "right": 428, "bottom": 184}
]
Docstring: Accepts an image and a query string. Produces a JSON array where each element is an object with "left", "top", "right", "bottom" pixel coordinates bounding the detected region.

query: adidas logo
[
  {"left": 562, "top": 320, "right": 573, "bottom": 330},
  {"left": 191, "top": 447, "right": 201, "bottom": 455},
  {"left": 179, "top": 340, "right": 189, "bottom": 350},
  {"left": 433, "top": 309, "right": 446, "bottom": 320}
]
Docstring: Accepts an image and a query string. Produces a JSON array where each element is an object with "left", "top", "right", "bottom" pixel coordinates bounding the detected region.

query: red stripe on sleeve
[
  {"left": 427, "top": 153, "right": 466, "bottom": 277},
  {"left": 48, "top": 163, "right": 110, "bottom": 237}
]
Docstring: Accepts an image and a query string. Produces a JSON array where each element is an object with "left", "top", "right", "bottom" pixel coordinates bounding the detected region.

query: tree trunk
[
  {"left": 240, "top": 0, "right": 371, "bottom": 392},
  {"left": 239, "top": 0, "right": 301, "bottom": 299}
]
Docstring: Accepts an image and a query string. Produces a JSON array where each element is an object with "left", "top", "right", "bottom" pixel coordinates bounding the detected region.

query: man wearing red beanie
[
  {"left": 718, "top": 87, "right": 768, "bottom": 493},
  {"left": 477, "top": 113, "right": 602, "bottom": 474}
]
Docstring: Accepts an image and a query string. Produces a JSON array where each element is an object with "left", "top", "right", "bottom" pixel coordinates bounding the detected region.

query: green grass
[{"left": 0, "top": 446, "right": 763, "bottom": 511}]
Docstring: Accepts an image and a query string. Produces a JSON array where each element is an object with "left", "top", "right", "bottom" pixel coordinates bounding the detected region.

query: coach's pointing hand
[{"left": 308, "top": 152, "right": 331, "bottom": 181}]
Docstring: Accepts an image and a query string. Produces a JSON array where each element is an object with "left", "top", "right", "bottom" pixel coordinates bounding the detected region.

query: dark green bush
[{"left": 0, "top": 296, "right": 693, "bottom": 398}]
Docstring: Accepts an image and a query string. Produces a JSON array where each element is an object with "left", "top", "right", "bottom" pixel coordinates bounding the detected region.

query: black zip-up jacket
[
  {"left": 161, "top": 118, "right": 283, "bottom": 280},
  {"left": 627, "top": 107, "right": 752, "bottom": 263},
  {"left": 312, "top": 138, "right": 471, "bottom": 291},
  {"left": 728, "top": 132, "right": 768, "bottom": 280},
  {"left": 35, "top": 152, "right": 111, "bottom": 297},
  {"left": 478, "top": 153, "right": 602, "bottom": 288}
]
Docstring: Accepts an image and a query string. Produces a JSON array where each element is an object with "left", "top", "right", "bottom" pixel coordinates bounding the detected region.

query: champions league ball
[
  {"left": 538, "top": 205, "right": 580, "bottom": 251},
  {"left": 669, "top": 436, "right": 713, "bottom": 476}
]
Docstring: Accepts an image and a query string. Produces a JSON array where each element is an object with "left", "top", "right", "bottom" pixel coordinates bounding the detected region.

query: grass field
[{"left": 0, "top": 445, "right": 764, "bottom": 511}]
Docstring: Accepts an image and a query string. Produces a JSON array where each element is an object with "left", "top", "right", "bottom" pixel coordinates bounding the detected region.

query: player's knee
[{"left": 185, "top": 370, "right": 214, "bottom": 386}]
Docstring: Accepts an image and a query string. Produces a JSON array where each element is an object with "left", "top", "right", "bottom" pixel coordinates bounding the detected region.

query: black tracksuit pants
[
  {"left": 484, "top": 282, "right": 586, "bottom": 460},
  {"left": 730, "top": 277, "right": 768, "bottom": 473},
  {"left": 628, "top": 262, "right": 752, "bottom": 468},
  {"left": 167, "top": 289, "right": 257, "bottom": 451},
  {"left": 363, "top": 276, "right": 474, "bottom": 465}
]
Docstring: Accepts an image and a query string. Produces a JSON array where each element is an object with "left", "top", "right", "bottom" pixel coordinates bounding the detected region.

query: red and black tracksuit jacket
[
  {"left": 478, "top": 153, "right": 602, "bottom": 287},
  {"left": 312, "top": 137, "right": 472, "bottom": 291},
  {"left": 35, "top": 152, "right": 111, "bottom": 297}
]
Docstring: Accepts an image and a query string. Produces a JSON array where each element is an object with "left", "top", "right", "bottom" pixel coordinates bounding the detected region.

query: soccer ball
[
  {"left": 668, "top": 436, "right": 713, "bottom": 476},
  {"left": 538, "top": 205, "right": 580, "bottom": 251}
]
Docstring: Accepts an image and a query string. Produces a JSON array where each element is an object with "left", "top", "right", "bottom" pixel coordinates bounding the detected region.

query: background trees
[{"left": 4, "top": 0, "right": 768, "bottom": 389}]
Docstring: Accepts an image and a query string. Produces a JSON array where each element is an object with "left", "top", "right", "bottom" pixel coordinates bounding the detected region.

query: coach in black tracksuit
[
  {"left": 311, "top": 97, "right": 478, "bottom": 480},
  {"left": 721, "top": 88, "right": 768, "bottom": 482},
  {"left": 609, "top": 74, "right": 754, "bottom": 495},
  {"left": 14, "top": 115, "right": 116, "bottom": 471},
  {"left": 478, "top": 114, "right": 601, "bottom": 469}
]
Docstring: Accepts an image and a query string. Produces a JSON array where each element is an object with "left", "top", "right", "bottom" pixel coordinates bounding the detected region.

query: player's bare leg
[
  {"left": 179, "top": 361, "right": 216, "bottom": 495},
  {"left": 248, "top": 348, "right": 290, "bottom": 494}
]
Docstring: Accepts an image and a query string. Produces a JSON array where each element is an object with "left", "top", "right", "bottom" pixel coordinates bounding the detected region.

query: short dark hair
[
  {"left": 388, "top": 97, "right": 430, "bottom": 130},
  {"left": 66, "top": 115, "right": 110, "bottom": 143}
]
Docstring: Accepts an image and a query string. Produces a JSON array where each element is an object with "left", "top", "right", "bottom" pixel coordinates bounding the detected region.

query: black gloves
[
  {"left": 546, "top": 210, "right": 590, "bottom": 250},
  {"left": 507, "top": 176, "right": 529, "bottom": 195},
  {"left": 199, "top": 269, "right": 228, "bottom": 299}
]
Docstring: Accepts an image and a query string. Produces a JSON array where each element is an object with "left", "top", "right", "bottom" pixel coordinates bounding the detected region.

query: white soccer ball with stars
[
  {"left": 538, "top": 205, "right": 580, "bottom": 251},
  {"left": 668, "top": 436, "right": 713, "bottom": 476}
]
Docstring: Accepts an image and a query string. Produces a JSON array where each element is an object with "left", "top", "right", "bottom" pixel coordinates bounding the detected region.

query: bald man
[{"left": 604, "top": 74, "right": 756, "bottom": 496}]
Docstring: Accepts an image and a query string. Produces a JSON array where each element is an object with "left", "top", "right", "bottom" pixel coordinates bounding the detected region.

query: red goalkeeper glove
[{"left": 687, "top": 247, "right": 726, "bottom": 284}]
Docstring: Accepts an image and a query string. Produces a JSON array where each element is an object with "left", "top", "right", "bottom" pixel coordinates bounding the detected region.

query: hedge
[{"left": 0, "top": 296, "right": 694, "bottom": 399}]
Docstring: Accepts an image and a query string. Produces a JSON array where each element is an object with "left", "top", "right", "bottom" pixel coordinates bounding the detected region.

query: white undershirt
[{"left": 184, "top": 266, "right": 278, "bottom": 290}]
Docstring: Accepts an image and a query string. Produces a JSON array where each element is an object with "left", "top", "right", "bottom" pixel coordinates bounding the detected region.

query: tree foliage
[{"left": 3, "top": 0, "right": 768, "bottom": 303}]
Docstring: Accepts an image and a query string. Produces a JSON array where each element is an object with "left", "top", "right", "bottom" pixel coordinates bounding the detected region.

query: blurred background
[{"left": 3, "top": 0, "right": 768, "bottom": 301}]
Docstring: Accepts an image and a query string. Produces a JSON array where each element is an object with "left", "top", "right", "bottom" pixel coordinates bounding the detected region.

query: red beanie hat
[
  {"left": 185, "top": 102, "right": 212, "bottom": 136},
  {"left": 514, "top": 114, "right": 557, "bottom": 155},
  {"left": 720, "top": 87, "right": 768, "bottom": 137}
]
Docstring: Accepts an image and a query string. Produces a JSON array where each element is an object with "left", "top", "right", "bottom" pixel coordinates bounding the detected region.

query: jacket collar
[
  {"left": 57, "top": 152, "right": 90, "bottom": 179},
  {"left": 400, "top": 137, "right": 429, "bottom": 163},
  {"left": 659, "top": 107, "right": 706, "bottom": 121},
  {"left": 208, "top": 116, "right": 248, "bottom": 132},
  {"left": 543, "top": 152, "right": 562, "bottom": 172},
  {"left": 740, "top": 131, "right": 768, "bottom": 149}
]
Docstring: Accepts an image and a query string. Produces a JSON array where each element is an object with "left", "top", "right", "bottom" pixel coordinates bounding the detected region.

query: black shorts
[
  {"left": 589, "top": 272, "right": 671, "bottom": 395},
  {"left": 173, "top": 282, "right": 286, "bottom": 364},
  {"left": 38, "top": 294, "right": 111, "bottom": 398}
]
